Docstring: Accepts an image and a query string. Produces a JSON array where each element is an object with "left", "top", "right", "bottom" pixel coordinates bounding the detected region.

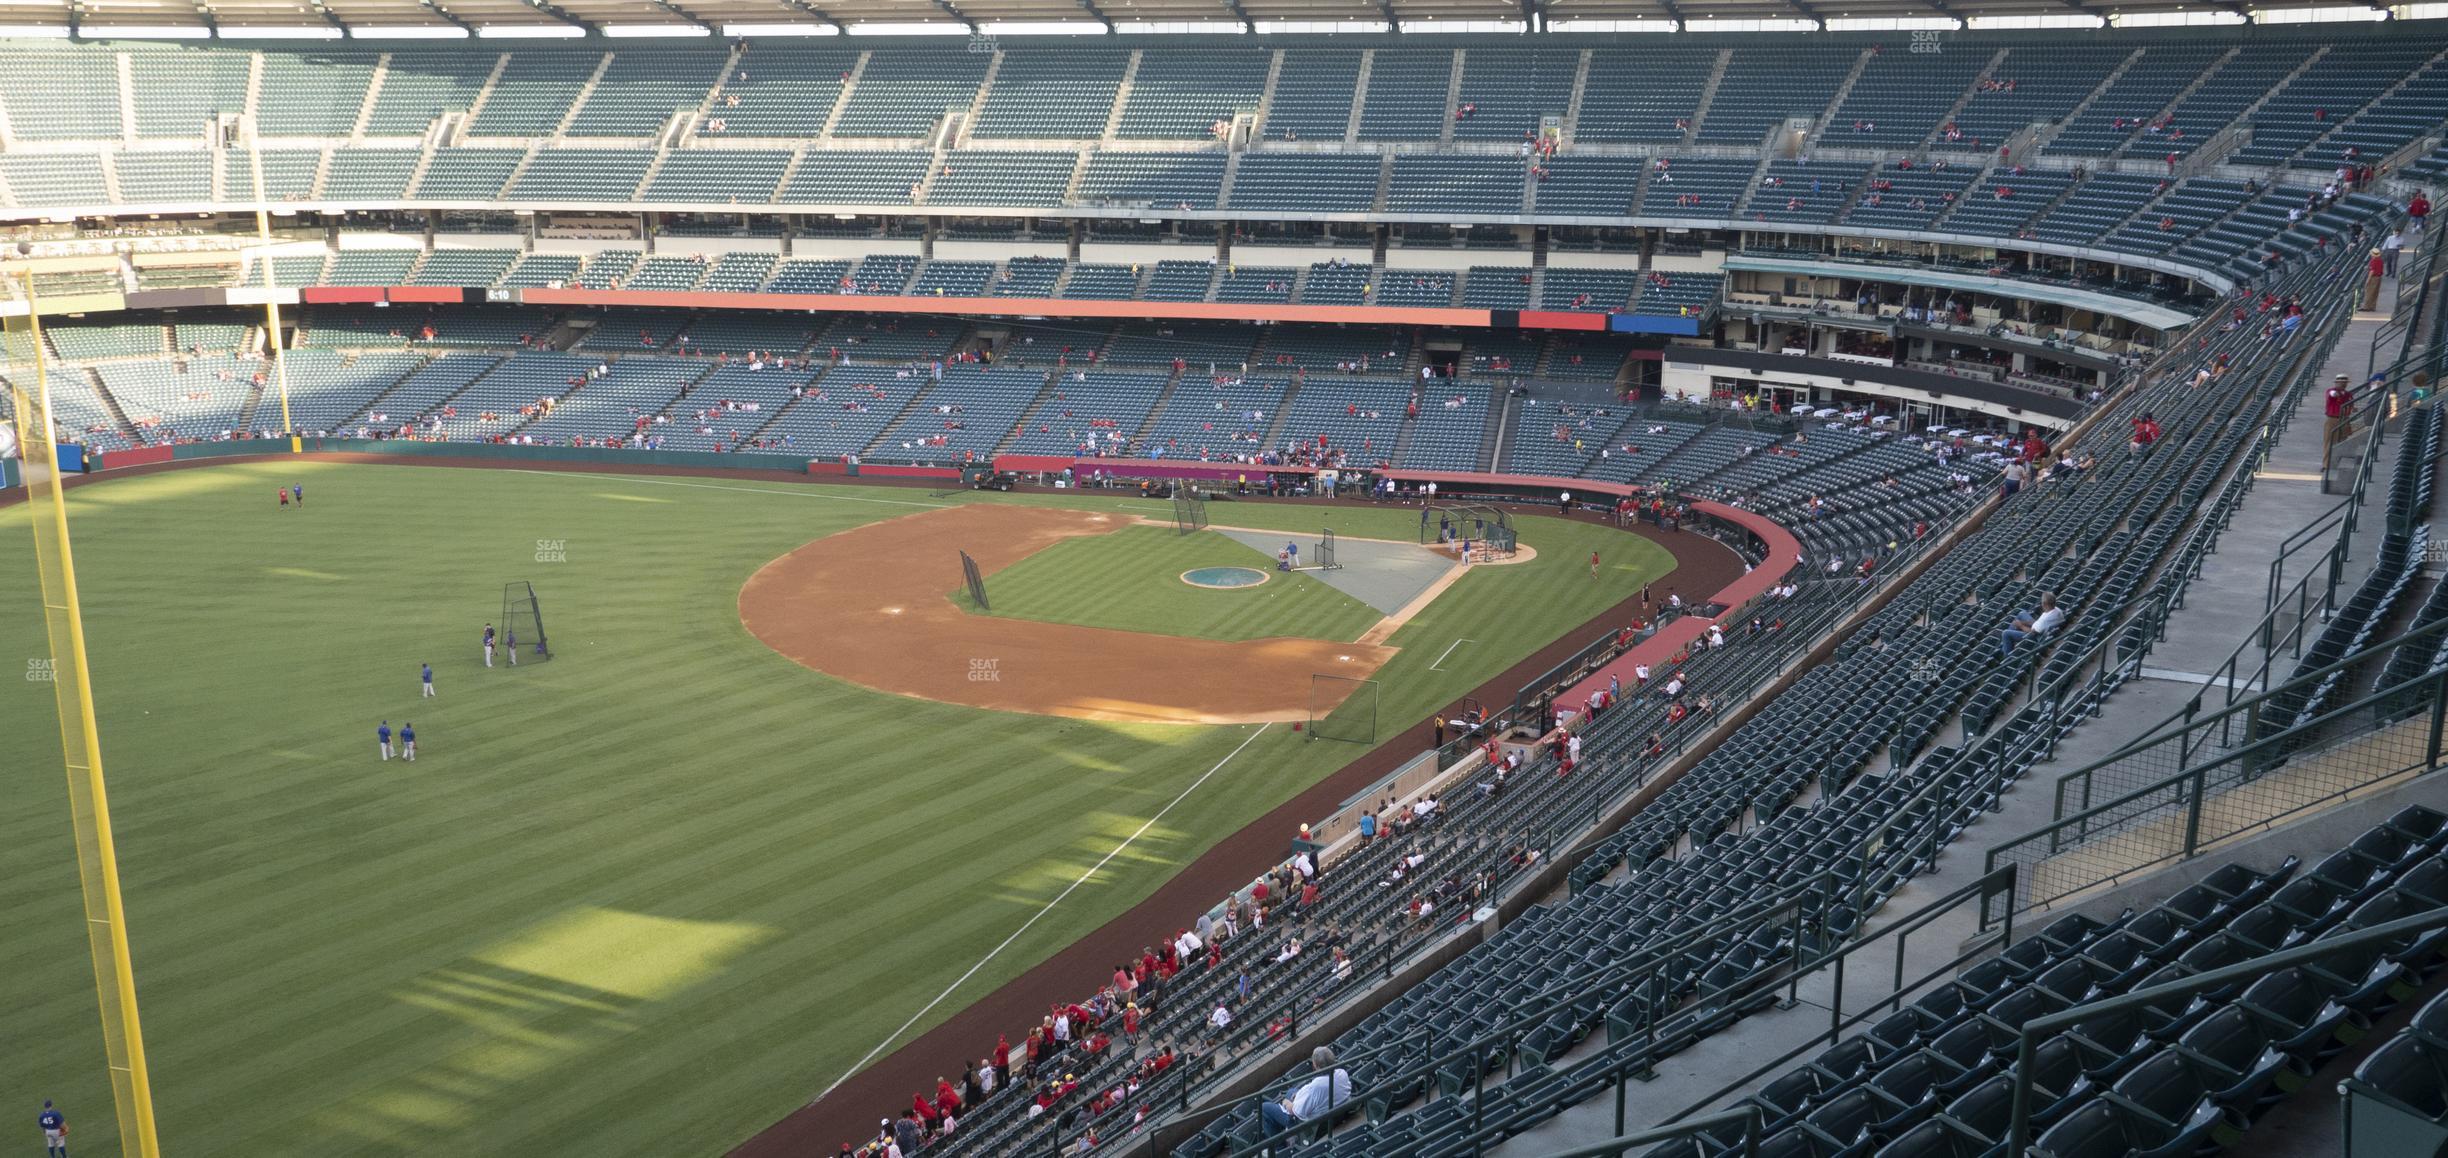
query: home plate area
[{"left": 1210, "top": 527, "right": 1457, "bottom": 616}]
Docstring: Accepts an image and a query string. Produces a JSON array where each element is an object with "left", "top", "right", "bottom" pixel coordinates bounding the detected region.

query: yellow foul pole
[
  {"left": 8, "top": 270, "right": 164, "bottom": 1158},
  {"left": 249, "top": 143, "right": 299, "bottom": 451}
]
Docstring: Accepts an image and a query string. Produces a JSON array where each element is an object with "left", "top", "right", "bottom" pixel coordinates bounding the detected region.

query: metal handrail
[
  {"left": 1653, "top": 866, "right": 2021, "bottom": 1129},
  {"left": 1984, "top": 615, "right": 2448, "bottom": 919},
  {"left": 1544, "top": 1106, "right": 1766, "bottom": 1158},
  {"left": 1146, "top": 866, "right": 1836, "bottom": 1156}
]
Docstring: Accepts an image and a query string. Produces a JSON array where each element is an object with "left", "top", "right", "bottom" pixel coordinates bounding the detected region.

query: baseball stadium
[{"left": 0, "top": 2, "right": 2444, "bottom": 1156}]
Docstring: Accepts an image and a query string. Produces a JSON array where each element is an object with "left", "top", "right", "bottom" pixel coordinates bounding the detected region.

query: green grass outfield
[
  {"left": 0, "top": 461, "right": 1672, "bottom": 1158},
  {"left": 964, "top": 525, "right": 1386, "bottom": 642}
]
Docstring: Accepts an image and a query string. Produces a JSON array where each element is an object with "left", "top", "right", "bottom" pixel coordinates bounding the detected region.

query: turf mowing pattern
[
  {"left": 0, "top": 461, "right": 1672, "bottom": 1158},
  {"left": 966, "top": 525, "right": 1384, "bottom": 643}
]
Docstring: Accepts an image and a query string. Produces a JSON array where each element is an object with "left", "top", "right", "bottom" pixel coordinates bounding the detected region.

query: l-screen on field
[{"left": 0, "top": 460, "right": 1671, "bottom": 1157}]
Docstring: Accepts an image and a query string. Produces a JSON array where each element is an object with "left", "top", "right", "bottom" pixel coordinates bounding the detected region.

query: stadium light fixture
[
  {"left": 977, "top": 18, "right": 1107, "bottom": 32},
  {"left": 81, "top": 23, "right": 211, "bottom": 37},
  {"left": 0, "top": 22, "right": 68, "bottom": 35},
  {"left": 476, "top": 21, "right": 584, "bottom": 36},
  {"left": 604, "top": 21, "right": 710, "bottom": 34},
  {"left": 216, "top": 24, "right": 346, "bottom": 37},
  {"left": 845, "top": 20, "right": 969, "bottom": 33},
  {"left": 346, "top": 24, "right": 471, "bottom": 36},
  {"left": 721, "top": 21, "right": 840, "bottom": 33}
]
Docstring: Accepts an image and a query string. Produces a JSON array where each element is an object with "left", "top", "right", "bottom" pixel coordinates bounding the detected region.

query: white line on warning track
[
  {"left": 807, "top": 722, "right": 1272, "bottom": 1107},
  {"left": 1429, "top": 638, "right": 1476, "bottom": 670}
]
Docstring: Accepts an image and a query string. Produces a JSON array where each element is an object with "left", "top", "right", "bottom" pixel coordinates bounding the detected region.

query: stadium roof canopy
[{"left": 0, "top": 0, "right": 2422, "bottom": 41}]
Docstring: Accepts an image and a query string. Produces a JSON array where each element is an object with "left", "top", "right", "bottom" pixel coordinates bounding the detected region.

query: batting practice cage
[
  {"left": 1420, "top": 504, "right": 1517, "bottom": 557},
  {"left": 959, "top": 549, "right": 991, "bottom": 611},
  {"left": 1174, "top": 486, "right": 1210, "bottom": 536},
  {"left": 502, "top": 581, "right": 552, "bottom": 661},
  {"left": 1308, "top": 675, "right": 1380, "bottom": 744},
  {"left": 1303, "top": 528, "right": 1343, "bottom": 571}
]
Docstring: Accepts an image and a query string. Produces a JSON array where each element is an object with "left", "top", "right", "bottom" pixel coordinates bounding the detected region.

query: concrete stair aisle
[
  {"left": 1346, "top": 50, "right": 1372, "bottom": 145},
  {"left": 1372, "top": 150, "right": 1392, "bottom": 213},
  {"left": 1560, "top": 48, "right": 1592, "bottom": 144},
  {"left": 988, "top": 369, "right": 1063, "bottom": 456},
  {"left": 1252, "top": 49, "right": 1284, "bottom": 137},
  {"left": 499, "top": 367, "right": 601, "bottom": 439},
  {"left": 1682, "top": 49, "right": 1731, "bottom": 147},
  {"left": 1217, "top": 152, "right": 1243, "bottom": 208},
  {"left": 351, "top": 54, "right": 392, "bottom": 140},
  {"left": 1126, "top": 365, "right": 1188, "bottom": 452},
  {"left": 2039, "top": 47, "right": 2146, "bottom": 155},
  {"left": 243, "top": 49, "right": 265, "bottom": 126},
  {"left": 337, "top": 351, "right": 463, "bottom": 429},
  {"left": 956, "top": 49, "right": 1005, "bottom": 149},
  {"left": 1389, "top": 406, "right": 1418, "bottom": 467},
  {"left": 496, "top": 145, "right": 542, "bottom": 199},
  {"left": 1100, "top": 50, "right": 1141, "bottom": 144},
  {"left": 819, "top": 52, "right": 869, "bottom": 140},
  {"left": 1439, "top": 48, "right": 1465, "bottom": 145},
  {"left": 80, "top": 368, "right": 143, "bottom": 447},
  {"left": 636, "top": 150, "right": 673, "bottom": 200},
  {"left": 552, "top": 52, "right": 617, "bottom": 137},
  {"left": 1060, "top": 150, "right": 1091, "bottom": 205},
  {"left": 858, "top": 374, "right": 951, "bottom": 458},
  {"left": 460, "top": 53, "right": 514, "bottom": 130},
  {"left": 2109, "top": 46, "right": 2243, "bottom": 160},
  {"left": 1729, "top": 154, "right": 1778, "bottom": 216},
  {"left": 114, "top": 52, "right": 136, "bottom": 142},
  {"left": 913, "top": 135, "right": 952, "bottom": 204},
  {"left": 772, "top": 148, "right": 808, "bottom": 203},
  {"left": 683, "top": 41, "right": 752, "bottom": 141},
  {"left": 1924, "top": 158, "right": 2002, "bottom": 229},
  {"left": 1260, "top": 375, "right": 1303, "bottom": 449},
  {"left": 233, "top": 369, "right": 274, "bottom": 432},
  {"left": 402, "top": 142, "right": 442, "bottom": 200},
  {"left": 1799, "top": 48, "right": 1874, "bottom": 154},
  {"left": 1921, "top": 48, "right": 2012, "bottom": 155},
  {"left": 734, "top": 363, "right": 834, "bottom": 445},
  {"left": 2286, "top": 44, "right": 2448, "bottom": 169},
  {"left": 1478, "top": 385, "right": 1515, "bottom": 472}
]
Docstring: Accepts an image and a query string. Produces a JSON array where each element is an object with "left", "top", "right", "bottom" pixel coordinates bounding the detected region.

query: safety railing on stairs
[{"left": 1983, "top": 615, "right": 2448, "bottom": 925}]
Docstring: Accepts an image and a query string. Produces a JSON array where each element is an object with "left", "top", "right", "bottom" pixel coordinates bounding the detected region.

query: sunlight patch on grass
[{"left": 472, "top": 906, "right": 774, "bottom": 1002}]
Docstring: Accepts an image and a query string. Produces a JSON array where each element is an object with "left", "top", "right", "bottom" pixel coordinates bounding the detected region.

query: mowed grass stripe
[
  {"left": 976, "top": 525, "right": 1384, "bottom": 643},
  {"left": 0, "top": 463, "right": 1679, "bottom": 1158}
]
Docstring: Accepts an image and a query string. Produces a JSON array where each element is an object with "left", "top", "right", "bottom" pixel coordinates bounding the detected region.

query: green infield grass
[
  {"left": 961, "top": 524, "right": 1384, "bottom": 642},
  {"left": 0, "top": 462, "right": 1674, "bottom": 1158}
]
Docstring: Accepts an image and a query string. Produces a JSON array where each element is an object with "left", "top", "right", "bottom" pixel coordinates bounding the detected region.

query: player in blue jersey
[
  {"left": 505, "top": 626, "right": 518, "bottom": 666},
  {"left": 483, "top": 624, "right": 496, "bottom": 668},
  {"left": 421, "top": 662, "right": 434, "bottom": 698},
  {"left": 401, "top": 722, "right": 416, "bottom": 762},
  {"left": 39, "top": 1100, "right": 66, "bottom": 1157},
  {"left": 377, "top": 720, "right": 393, "bottom": 761}
]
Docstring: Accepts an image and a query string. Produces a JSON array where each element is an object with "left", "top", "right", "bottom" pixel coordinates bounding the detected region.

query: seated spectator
[
  {"left": 1260, "top": 1047, "right": 1353, "bottom": 1137},
  {"left": 1999, "top": 595, "right": 2066, "bottom": 656}
]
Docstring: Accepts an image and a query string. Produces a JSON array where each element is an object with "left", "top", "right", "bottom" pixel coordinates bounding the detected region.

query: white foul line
[
  {"left": 809, "top": 722, "right": 1272, "bottom": 1106},
  {"left": 1429, "top": 638, "right": 1477, "bottom": 671},
  {"left": 504, "top": 470, "right": 952, "bottom": 509}
]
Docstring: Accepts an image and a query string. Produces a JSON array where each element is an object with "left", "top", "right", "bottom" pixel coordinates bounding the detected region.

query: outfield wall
[{"left": 161, "top": 438, "right": 816, "bottom": 475}]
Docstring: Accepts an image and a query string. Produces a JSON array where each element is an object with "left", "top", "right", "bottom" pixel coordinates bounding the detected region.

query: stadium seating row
[{"left": 2, "top": 31, "right": 2434, "bottom": 173}]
